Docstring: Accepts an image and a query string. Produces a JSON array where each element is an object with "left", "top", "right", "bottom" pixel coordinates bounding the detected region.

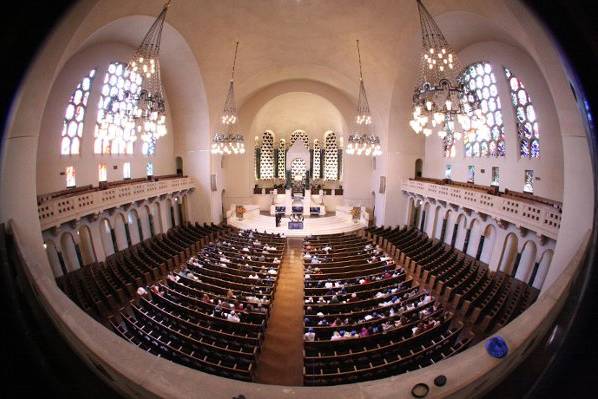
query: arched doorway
[
  {"left": 498, "top": 232, "right": 519, "bottom": 275},
  {"left": 176, "top": 156, "right": 183, "bottom": 175},
  {"left": 77, "top": 225, "right": 97, "bottom": 266},
  {"left": 60, "top": 232, "right": 80, "bottom": 272},
  {"left": 515, "top": 240, "right": 538, "bottom": 282},
  {"left": 415, "top": 158, "right": 423, "bottom": 178}
]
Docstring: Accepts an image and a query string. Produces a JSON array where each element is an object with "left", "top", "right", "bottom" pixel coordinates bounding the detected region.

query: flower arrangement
[
  {"left": 351, "top": 206, "right": 361, "bottom": 222},
  {"left": 235, "top": 205, "right": 246, "bottom": 220}
]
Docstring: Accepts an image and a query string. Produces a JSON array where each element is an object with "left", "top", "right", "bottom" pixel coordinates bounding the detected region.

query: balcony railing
[
  {"left": 37, "top": 177, "right": 194, "bottom": 231},
  {"left": 401, "top": 179, "right": 561, "bottom": 240}
]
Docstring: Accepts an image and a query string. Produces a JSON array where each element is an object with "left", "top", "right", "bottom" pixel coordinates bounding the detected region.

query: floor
[{"left": 254, "top": 238, "right": 305, "bottom": 386}]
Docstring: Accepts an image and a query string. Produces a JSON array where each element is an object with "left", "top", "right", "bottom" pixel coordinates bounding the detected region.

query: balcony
[
  {"left": 401, "top": 179, "right": 561, "bottom": 240},
  {"left": 37, "top": 177, "right": 195, "bottom": 231}
]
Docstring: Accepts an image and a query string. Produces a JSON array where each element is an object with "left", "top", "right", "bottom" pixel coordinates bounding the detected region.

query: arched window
[
  {"left": 94, "top": 62, "right": 141, "bottom": 155},
  {"left": 61, "top": 69, "right": 96, "bottom": 155},
  {"left": 65, "top": 166, "right": 76, "bottom": 188},
  {"left": 289, "top": 130, "right": 309, "bottom": 149},
  {"left": 460, "top": 62, "right": 505, "bottom": 157},
  {"left": 259, "top": 131, "right": 275, "bottom": 179},
  {"left": 277, "top": 139, "right": 286, "bottom": 178},
  {"left": 323, "top": 131, "right": 338, "bottom": 180},
  {"left": 312, "top": 139, "right": 321, "bottom": 179},
  {"left": 504, "top": 67, "right": 540, "bottom": 158},
  {"left": 290, "top": 158, "right": 306, "bottom": 181},
  {"left": 98, "top": 163, "right": 107, "bottom": 182}
]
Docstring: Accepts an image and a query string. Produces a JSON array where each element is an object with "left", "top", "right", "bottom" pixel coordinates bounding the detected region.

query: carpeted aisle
[{"left": 254, "top": 238, "right": 305, "bottom": 385}]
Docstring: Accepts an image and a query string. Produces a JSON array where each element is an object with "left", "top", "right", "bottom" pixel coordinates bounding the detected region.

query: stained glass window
[
  {"left": 323, "top": 131, "right": 338, "bottom": 180},
  {"left": 259, "top": 131, "right": 275, "bottom": 179},
  {"left": 491, "top": 166, "right": 499, "bottom": 187},
  {"left": 524, "top": 170, "right": 534, "bottom": 193},
  {"left": 146, "top": 161, "right": 154, "bottom": 176},
  {"left": 504, "top": 67, "right": 540, "bottom": 158},
  {"left": 312, "top": 139, "right": 321, "bottom": 179},
  {"left": 444, "top": 164, "right": 452, "bottom": 179},
  {"left": 98, "top": 164, "right": 107, "bottom": 182},
  {"left": 460, "top": 62, "right": 505, "bottom": 157},
  {"left": 61, "top": 69, "right": 96, "bottom": 155},
  {"left": 94, "top": 62, "right": 140, "bottom": 155},
  {"left": 66, "top": 166, "right": 76, "bottom": 188},
  {"left": 467, "top": 165, "right": 475, "bottom": 184},
  {"left": 123, "top": 162, "right": 131, "bottom": 179}
]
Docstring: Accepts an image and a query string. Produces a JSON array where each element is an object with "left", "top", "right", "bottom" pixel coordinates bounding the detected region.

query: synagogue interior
[{"left": 1, "top": 0, "right": 597, "bottom": 398}]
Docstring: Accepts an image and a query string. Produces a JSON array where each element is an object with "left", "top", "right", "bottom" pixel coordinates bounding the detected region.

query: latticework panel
[
  {"left": 259, "top": 131, "right": 275, "bottom": 179},
  {"left": 312, "top": 139, "right": 321, "bottom": 179},
  {"left": 324, "top": 131, "right": 338, "bottom": 180}
]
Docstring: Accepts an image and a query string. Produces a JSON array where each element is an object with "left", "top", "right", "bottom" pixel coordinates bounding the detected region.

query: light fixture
[
  {"left": 118, "top": 0, "right": 171, "bottom": 150},
  {"left": 346, "top": 40, "right": 382, "bottom": 157},
  {"left": 409, "top": 0, "right": 483, "bottom": 152},
  {"left": 212, "top": 41, "right": 245, "bottom": 155}
]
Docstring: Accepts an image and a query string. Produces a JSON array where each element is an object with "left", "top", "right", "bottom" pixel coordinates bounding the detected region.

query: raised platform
[{"left": 227, "top": 213, "right": 367, "bottom": 237}]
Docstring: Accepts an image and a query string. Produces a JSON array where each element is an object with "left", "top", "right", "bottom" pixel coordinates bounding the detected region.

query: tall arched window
[
  {"left": 504, "top": 67, "right": 540, "bottom": 158},
  {"left": 94, "top": 62, "right": 141, "bottom": 155},
  {"left": 259, "top": 131, "right": 275, "bottom": 179},
  {"left": 61, "top": 69, "right": 96, "bottom": 155},
  {"left": 460, "top": 62, "right": 505, "bottom": 157},
  {"left": 312, "top": 139, "right": 321, "bottom": 179},
  {"left": 323, "top": 131, "right": 338, "bottom": 180},
  {"left": 277, "top": 138, "right": 286, "bottom": 178}
]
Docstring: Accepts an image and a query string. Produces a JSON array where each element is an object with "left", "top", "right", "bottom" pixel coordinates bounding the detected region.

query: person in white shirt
[
  {"left": 273, "top": 257, "right": 281, "bottom": 264},
  {"left": 136, "top": 286, "right": 148, "bottom": 296},
  {"left": 227, "top": 311, "right": 240, "bottom": 323},
  {"left": 268, "top": 268, "right": 277, "bottom": 275},
  {"left": 304, "top": 328, "right": 316, "bottom": 342},
  {"left": 324, "top": 281, "right": 333, "bottom": 288}
]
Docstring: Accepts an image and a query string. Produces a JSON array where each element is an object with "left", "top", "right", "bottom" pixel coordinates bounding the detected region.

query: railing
[
  {"left": 37, "top": 177, "right": 195, "bottom": 231},
  {"left": 402, "top": 179, "right": 561, "bottom": 240}
]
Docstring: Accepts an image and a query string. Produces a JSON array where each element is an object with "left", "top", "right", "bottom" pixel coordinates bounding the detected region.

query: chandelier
[
  {"left": 123, "top": 1, "right": 171, "bottom": 147},
  {"left": 101, "top": 1, "right": 170, "bottom": 154},
  {"left": 409, "top": 0, "right": 484, "bottom": 151},
  {"left": 346, "top": 40, "right": 382, "bottom": 157},
  {"left": 211, "top": 41, "right": 245, "bottom": 155}
]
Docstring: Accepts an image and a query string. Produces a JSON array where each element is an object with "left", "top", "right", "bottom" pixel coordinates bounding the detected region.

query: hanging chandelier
[
  {"left": 211, "top": 41, "right": 245, "bottom": 155},
  {"left": 124, "top": 0, "right": 171, "bottom": 146},
  {"left": 409, "top": 0, "right": 484, "bottom": 149},
  {"left": 346, "top": 40, "right": 382, "bottom": 157}
]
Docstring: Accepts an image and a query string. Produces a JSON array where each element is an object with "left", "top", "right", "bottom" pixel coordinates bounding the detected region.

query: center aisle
[{"left": 255, "top": 238, "right": 305, "bottom": 385}]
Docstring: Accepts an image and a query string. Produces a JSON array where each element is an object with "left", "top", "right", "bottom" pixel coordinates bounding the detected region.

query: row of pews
[
  {"left": 110, "top": 229, "right": 285, "bottom": 381},
  {"left": 366, "top": 226, "right": 538, "bottom": 335},
  {"left": 56, "top": 222, "right": 225, "bottom": 319},
  {"left": 302, "top": 233, "right": 471, "bottom": 386}
]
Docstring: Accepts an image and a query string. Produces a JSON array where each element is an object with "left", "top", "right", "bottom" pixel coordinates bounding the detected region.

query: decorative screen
[
  {"left": 277, "top": 138, "right": 286, "bottom": 178},
  {"left": 323, "top": 131, "right": 338, "bottom": 180},
  {"left": 290, "top": 130, "right": 309, "bottom": 149},
  {"left": 312, "top": 139, "right": 321, "bottom": 180},
  {"left": 290, "top": 158, "right": 307, "bottom": 181},
  {"left": 524, "top": 169, "right": 534, "bottom": 193},
  {"left": 259, "top": 131, "right": 275, "bottom": 179}
]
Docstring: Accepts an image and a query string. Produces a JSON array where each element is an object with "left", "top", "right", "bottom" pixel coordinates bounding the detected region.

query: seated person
[{"left": 304, "top": 327, "right": 316, "bottom": 342}]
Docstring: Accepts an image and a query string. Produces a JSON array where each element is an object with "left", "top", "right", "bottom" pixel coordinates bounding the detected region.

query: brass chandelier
[
  {"left": 211, "top": 41, "right": 245, "bottom": 155},
  {"left": 409, "top": 0, "right": 484, "bottom": 153},
  {"left": 346, "top": 40, "right": 382, "bottom": 157}
]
